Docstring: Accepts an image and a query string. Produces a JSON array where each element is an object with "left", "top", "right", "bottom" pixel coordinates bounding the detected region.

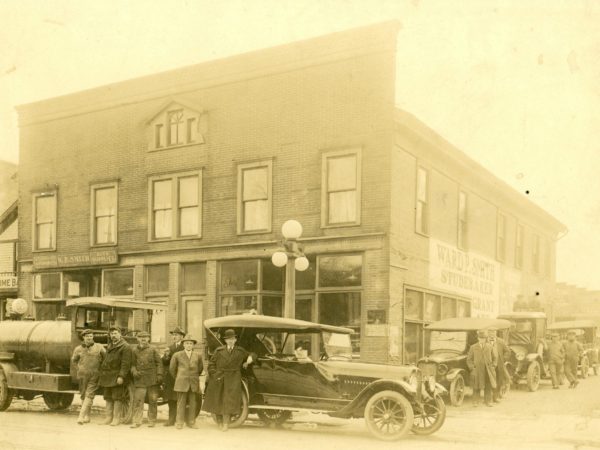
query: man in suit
[
  {"left": 161, "top": 326, "right": 186, "bottom": 426},
  {"left": 130, "top": 331, "right": 163, "bottom": 428},
  {"left": 488, "top": 328, "right": 511, "bottom": 403},
  {"left": 564, "top": 329, "right": 584, "bottom": 388},
  {"left": 547, "top": 332, "right": 565, "bottom": 389},
  {"left": 467, "top": 329, "right": 497, "bottom": 407},
  {"left": 169, "top": 334, "right": 203, "bottom": 429}
]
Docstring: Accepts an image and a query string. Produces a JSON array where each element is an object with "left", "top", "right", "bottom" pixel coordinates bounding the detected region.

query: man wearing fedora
[
  {"left": 161, "top": 326, "right": 186, "bottom": 426},
  {"left": 202, "top": 329, "right": 254, "bottom": 431},
  {"left": 98, "top": 326, "right": 132, "bottom": 426},
  {"left": 169, "top": 334, "right": 204, "bottom": 429},
  {"left": 547, "top": 332, "right": 566, "bottom": 389},
  {"left": 130, "top": 331, "right": 163, "bottom": 428},
  {"left": 71, "top": 329, "right": 106, "bottom": 425},
  {"left": 488, "top": 328, "right": 511, "bottom": 402},
  {"left": 564, "top": 329, "right": 583, "bottom": 388},
  {"left": 467, "top": 329, "right": 497, "bottom": 407}
]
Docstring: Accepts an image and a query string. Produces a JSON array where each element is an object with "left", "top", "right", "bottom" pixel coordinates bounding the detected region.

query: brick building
[{"left": 16, "top": 22, "right": 565, "bottom": 363}]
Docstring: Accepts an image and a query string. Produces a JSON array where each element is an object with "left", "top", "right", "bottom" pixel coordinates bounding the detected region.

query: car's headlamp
[
  {"left": 516, "top": 352, "right": 525, "bottom": 361},
  {"left": 438, "top": 364, "right": 448, "bottom": 376},
  {"left": 408, "top": 372, "right": 419, "bottom": 390}
]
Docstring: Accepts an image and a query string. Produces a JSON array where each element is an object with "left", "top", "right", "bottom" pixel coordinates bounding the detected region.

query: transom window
[{"left": 322, "top": 149, "right": 361, "bottom": 227}]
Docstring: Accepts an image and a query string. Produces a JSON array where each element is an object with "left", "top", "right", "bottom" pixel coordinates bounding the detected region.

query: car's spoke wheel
[
  {"left": 0, "top": 368, "right": 13, "bottom": 411},
  {"left": 449, "top": 375, "right": 465, "bottom": 406},
  {"left": 43, "top": 392, "right": 74, "bottom": 411},
  {"left": 412, "top": 394, "right": 446, "bottom": 435},
  {"left": 364, "top": 390, "right": 414, "bottom": 441},
  {"left": 527, "top": 361, "right": 540, "bottom": 392},
  {"left": 257, "top": 409, "right": 292, "bottom": 426},
  {"left": 211, "top": 390, "right": 249, "bottom": 428},
  {"left": 580, "top": 358, "right": 589, "bottom": 379},
  {"left": 120, "top": 384, "right": 135, "bottom": 424}
]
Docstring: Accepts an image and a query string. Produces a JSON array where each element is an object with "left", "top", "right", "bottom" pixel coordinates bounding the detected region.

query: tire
[
  {"left": 499, "top": 381, "right": 510, "bottom": 398},
  {"left": 364, "top": 390, "right": 414, "bottom": 441},
  {"left": 120, "top": 384, "right": 135, "bottom": 424},
  {"left": 449, "top": 374, "right": 465, "bottom": 406},
  {"left": 42, "top": 392, "right": 74, "bottom": 411},
  {"left": 580, "top": 358, "right": 589, "bottom": 379},
  {"left": 412, "top": 394, "right": 446, "bottom": 436},
  {"left": 0, "top": 368, "right": 13, "bottom": 411},
  {"left": 257, "top": 409, "right": 293, "bottom": 426},
  {"left": 526, "top": 361, "right": 540, "bottom": 392},
  {"left": 211, "top": 390, "right": 249, "bottom": 429}
]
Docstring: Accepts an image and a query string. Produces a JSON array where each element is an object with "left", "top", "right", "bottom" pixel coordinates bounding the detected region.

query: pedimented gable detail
[{"left": 147, "top": 100, "right": 206, "bottom": 151}]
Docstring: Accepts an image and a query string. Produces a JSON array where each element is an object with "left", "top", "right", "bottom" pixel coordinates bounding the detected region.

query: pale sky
[{"left": 0, "top": 0, "right": 599, "bottom": 290}]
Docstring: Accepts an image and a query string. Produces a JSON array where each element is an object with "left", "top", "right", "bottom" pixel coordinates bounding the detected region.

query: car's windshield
[
  {"left": 509, "top": 320, "right": 533, "bottom": 345},
  {"left": 429, "top": 330, "right": 467, "bottom": 353},
  {"left": 322, "top": 331, "right": 353, "bottom": 359}
]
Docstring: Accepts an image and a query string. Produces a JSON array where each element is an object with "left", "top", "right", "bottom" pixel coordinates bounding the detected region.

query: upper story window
[
  {"left": 515, "top": 223, "right": 524, "bottom": 269},
  {"left": 148, "top": 170, "right": 202, "bottom": 241},
  {"left": 237, "top": 160, "right": 272, "bottom": 234},
  {"left": 322, "top": 148, "right": 362, "bottom": 227},
  {"left": 545, "top": 239, "right": 552, "bottom": 277},
  {"left": 457, "top": 191, "right": 468, "bottom": 250},
  {"left": 33, "top": 191, "right": 57, "bottom": 251},
  {"left": 496, "top": 213, "right": 506, "bottom": 262},
  {"left": 532, "top": 234, "right": 541, "bottom": 274},
  {"left": 91, "top": 182, "right": 117, "bottom": 246},
  {"left": 416, "top": 167, "right": 429, "bottom": 235},
  {"left": 148, "top": 100, "right": 205, "bottom": 151}
]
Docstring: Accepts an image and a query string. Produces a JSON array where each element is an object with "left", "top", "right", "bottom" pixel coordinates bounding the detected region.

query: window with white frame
[
  {"left": 496, "top": 213, "right": 506, "bottom": 262},
  {"left": 457, "top": 191, "right": 468, "bottom": 249},
  {"left": 322, "top": 149, "right": 361, "bottom": 226},
  {"left": 416, "top": 167, "right": 429, "bottom": 235},
  {"left": 237, "top": 160, "right": 272, "bottom": 233},
  {"left": 149, "top": 171, "right": 202, "bottom": 240},
  {"left": 91, "top": 183, "right": 117, "bottom": 245},
  {"left": 33, "top": 191, "right": 57, "bottom": 251},
  {"left": 515, "top": 224, "right": 524, "bottom": 269}
]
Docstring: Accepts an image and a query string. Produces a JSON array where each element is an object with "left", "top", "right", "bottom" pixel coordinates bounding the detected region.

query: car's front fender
[{"left": 445, "top": 368, "right": 466, "bottom": 382}]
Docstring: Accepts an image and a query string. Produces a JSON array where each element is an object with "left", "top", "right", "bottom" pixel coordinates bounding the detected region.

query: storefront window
[
  {"left": 319, "top": 292, "right": 361, "bottom": 353},
  {"left": 34, "top": 273, "right": 62, "bottom": 299},
  {"left": 295, "top": 256, "right": 316, "bottom": 290},
  {"left": 103, "top": 268, "right": 134, "bottom": 297},
  {"left": 318, "top": 254, "right": 362, "bottom": 287},
  {"left": 424, "top": 294, "right": 441, "bottom": 322},
  {"left": 262, "top": 296, "right": 283, "bottom": 317},
  {"left": 221, "top": 295, "right": 257, "bottom": 315},
  {"left": 262, "top": 261, "right": 283, "bottom": 291},
  {"left": 221, "top": 260, "right": 258, "bottom": 291},
  {"left": 146, "top": 265, "right": 169, "bottom": 294},
  {"left": 185, "top": 301, "right": 204, "bottom": 344},
  {"left": 404, "top": 322, "right": 422, "bottom": 364},
  {"left": 405, "top": 290, "right": 423, "bottom": 320},
  {"left": 181, "top": 262, "right": 206, "bottom": 292},
  {"left": 441, "top": 297, "right": 457, "bottom": 319},
  {"left": 457, "top": 300, "right": 470, "bottom": 318}
]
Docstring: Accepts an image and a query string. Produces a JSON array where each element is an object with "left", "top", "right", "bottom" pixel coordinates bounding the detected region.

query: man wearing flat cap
[
  {"left": 161, "top": 326, "right": 186, "bottom": 426},
  {"left": 547, "top": 332, "right": 566, "bottom": 389},
  {"left": 564, "top": 329, "right": 584, "bottom": 388},
  {"left": 202, "top": 329, "right": 254, "bottom": 431},
  {"left": 98, "top": 326, "right": 132, "bottom": 426},
  {"left": 467, "top": 329, "right": 497, "bottom": 407},
  {"left": 130, "top": 331, "right": 163, "bottom": 428},
  {"left": 169, "top": 334, "right": 204, "bottom": 429},
  {"left": 72, "top": 329, "right": 106, "bottom": 425}
]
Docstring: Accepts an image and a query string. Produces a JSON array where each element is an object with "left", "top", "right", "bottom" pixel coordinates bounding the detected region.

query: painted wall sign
[
  {"left": 33, "top": 249, "right": 118, "bottom": 269},
  {"left": 0, "top": 273, "right": 18, "bottom": 290}
]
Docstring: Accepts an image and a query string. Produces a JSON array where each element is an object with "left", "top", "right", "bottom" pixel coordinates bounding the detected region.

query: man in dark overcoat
[
  {"left": 98, "top": 326, "right": 132, "bottom": 426},
  {"left": 547, "top": 332, "right": 566, "bottom": 389},
  {"left": 130, "top": 331, "right": 163, "bottom": 428},
  {"left": 467, "top": 329, "right": 497, "bottom": 407},
  {"left": 161, "top": 326, "right": 186, "bottom": 426},
  {"left": 202, "top": 329, "right": 254, "bottom": 431},
  {"left": 72, "top": 329, "right": 106, "bottom": 425},
  {"left": 564, "top": 329, "right": 584, "bottom": 388},
  {"left": 488, "top": 328, "right": 511, "bottom": 402},
  {"left": 169, "top": 334, "right": 203, "bottom": 429}
]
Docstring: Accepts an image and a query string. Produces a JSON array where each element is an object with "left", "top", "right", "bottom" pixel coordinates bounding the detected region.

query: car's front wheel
[
  {"left": 526, "top": 361, "right": 540, "bottom": 391},
  {"left": 580, "top": 357, "right": 589, "bottom": 379},
  {"left": 449, "top": 374, "right": 465, "bottom": 406},
  {"left": 364, "top": 390, "right": 414, "bottom": 441},
  {"left": 257, "top": 409, "right": 292, "bottom": 426},
  {"left": 412, "top": 393, "right": 446, "bottom": 435},
  {"left": 211, "top": 391, "right": 249, "bottom": 429}
]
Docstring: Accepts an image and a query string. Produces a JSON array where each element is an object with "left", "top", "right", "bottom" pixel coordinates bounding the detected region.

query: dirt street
[{"left": 0, "top": 376, "right": 599, "bottom": 450}]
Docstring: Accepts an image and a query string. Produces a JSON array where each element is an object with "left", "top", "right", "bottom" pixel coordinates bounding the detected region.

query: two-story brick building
[{"left": 16, "top": 22, "right": 565, "bottom": 363}]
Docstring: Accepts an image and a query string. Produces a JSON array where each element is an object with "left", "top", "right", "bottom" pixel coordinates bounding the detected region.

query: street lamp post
[{"left": 271, "top": 220, "right": 309, "bottom": 319}]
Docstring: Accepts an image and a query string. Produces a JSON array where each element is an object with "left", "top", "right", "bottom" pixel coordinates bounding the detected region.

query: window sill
[
  {"left": 414, "top": 230, "right": 429, "bottom": 238},
  {"left": 149, "top": 236, "right": 202, "bottom": 243},
  {"left": 237, "top": 229, "right": 272, "bottom": 236},
  {"left": 90, "top": 243, "right": 117, "bottom": 248},
  {"left": 149, "top": 142, "right": 203, "bottom": 153},
  {"left": 320, "top": 222, "right": 361, "bottom": 230},
  {"left": 32, "top": 248, "right": 57, "bottom": 253}
]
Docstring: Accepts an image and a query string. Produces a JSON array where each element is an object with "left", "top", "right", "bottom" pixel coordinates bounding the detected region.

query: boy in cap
[
  {"left": 72, "top": 329, "right": 106, "bottom": 425},
  {"left": 169, "top": 334, "right": 204, "bottom": 429},
  {"left": 130, "top": 331, "right": 163, "bottom": 428},
  {"left": 161, "top": 326, "right": 186, "bottom": 426},
  {"left": 547, "top": 332, "right": 565, "bottom": 389},
  {"left": 564, "top": 330, "right": 583, "bottom": 388},
  {"left": 467, "top": 329, "right": 497, "bottom": 407}
]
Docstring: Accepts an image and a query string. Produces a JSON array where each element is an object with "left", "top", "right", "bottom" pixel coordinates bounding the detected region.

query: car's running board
[{"left": 250, "top": 405, "right": 336, "bottom": 413}]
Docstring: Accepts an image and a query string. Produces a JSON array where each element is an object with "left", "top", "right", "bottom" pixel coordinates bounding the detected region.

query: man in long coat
[
  {"left": 547, "top": 332, "right": 566, "bottom": 389},
  {"left": 71, "top": 329, "right": 106, "bottom": 425},
  {"left": 161, "top": 326, "right": 186, "bottom": 426},
  {"left": 467, "top": 329, "right": 497, "bottom": 407},
  {"left": 564, "top": 329, "right": 584, "bottom": 388},
  {"left": 98, "top": 326, "right": 132, "bottom": 426},
  {"left": 488, "top": 328, "right": 511, "bottom": 402},
  {"left": 130, "top": 331, "right": 163, "bottom": 428},
  {"left": 202, "top": 329, "right": 253, "bottom": 431},
  {"left": 169, "top": 334, "right": 203, "bottom": 429}
]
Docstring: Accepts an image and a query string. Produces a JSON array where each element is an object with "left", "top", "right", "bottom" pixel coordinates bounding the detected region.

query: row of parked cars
[{"left": 0, "top": 298, "right": 598, "bottom": 441}]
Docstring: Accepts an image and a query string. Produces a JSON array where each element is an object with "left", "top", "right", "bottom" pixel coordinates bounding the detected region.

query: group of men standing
[
  {"left": 71, "top": 325, "right": 251, "bottom": 431},
  {"left": 546, "top": 329, "right": 584, "bottom": 389}
]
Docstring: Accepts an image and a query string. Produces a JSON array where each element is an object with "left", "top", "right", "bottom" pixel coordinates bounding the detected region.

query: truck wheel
[
  {"left": 257, "top": 409, "right": 292, "bottom": 426},
  {"left": 211, "top": 391, "right": 249, "bottom": 429},
  {"left": 580, "top": 358, "right": 589, "bottom": 379},
  {"left": 364, "top": 390, "right": 414, "bottom": 441},
  {"left": 449, "top": 375, "right": 465, "bottom": 406},
  {"left": 412, "top": 393, "right": 446, "bottom": 435},
  {"left": 120, "top": 384, "right": 135, "bottom": 424},
  {"left": 526, "top": 361, "right": 540, "bottom": 392},
  {"left": 0, "top": 368, "right": 13, "bottom": 411},
  {"left": 43, "top": 392, "right": 74, "bottom": 411}
]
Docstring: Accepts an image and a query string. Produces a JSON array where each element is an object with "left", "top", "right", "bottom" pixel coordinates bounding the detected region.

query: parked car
[
  {"left": 419, "top": 317, "right": 512, "bottom": 406},
  {"left": 497, "top": 312, "right": 549, "bottom": 391},
  {"left": 548, "top": 320, "right": 600, "bottom": 377},
  {"left": 0, "top": 297, "right": 167, "bottom": 422},
  {"left": 204, "top": 314, "right": 447, "bottom": 441}
]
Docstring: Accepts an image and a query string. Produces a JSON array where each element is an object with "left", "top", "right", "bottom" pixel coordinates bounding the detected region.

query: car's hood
[
  {"left": 317, "top": 360, "right": 416, "bottom": 381},
  {"left": 420, "top": 353, "right": 465, "bottom": 364}
]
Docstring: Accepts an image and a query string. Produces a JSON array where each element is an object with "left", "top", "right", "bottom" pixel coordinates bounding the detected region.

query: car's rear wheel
[
  {"left": 42, "top": 392, "right": 74, "bottom": 411},
  {"left": 412, "top": 393, "right": 446, "bottom": 435},
  {"left": 364, "top": 390, "right": 414, "bottom": 441},
  {"left": 580, "top": 357, "right": 589, "bottom": 379},
  {"left": 449, "top": 374, "right": 465, "bottom": 406},
  {"left": 211, "top": 391, "right": 249, "bottom": 429},
  {"left": 526, "top": 361, "right": 540, "bottom": 392},
  {"left": 0, "top": 368, "right": 13, "bottom": 411},
  {"left": 120, "top": 383, "right": 135, "bottom": 424},
  {"left": 257, "top": 409, "right": 292, "bottom": 426}
]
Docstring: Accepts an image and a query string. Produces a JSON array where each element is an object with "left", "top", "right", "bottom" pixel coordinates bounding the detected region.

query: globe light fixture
[
  {"left": 281, "top": 219, "right": 303, "bottom": 240},
  {"left": 271, "top": 251, "right": 289, "bottom": 268},
  {"left": 11, "top": 298, "right": 28, "bottom": 315},
  {"left": 294, "top": 256, "right": 309, "bottom": 272}
]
